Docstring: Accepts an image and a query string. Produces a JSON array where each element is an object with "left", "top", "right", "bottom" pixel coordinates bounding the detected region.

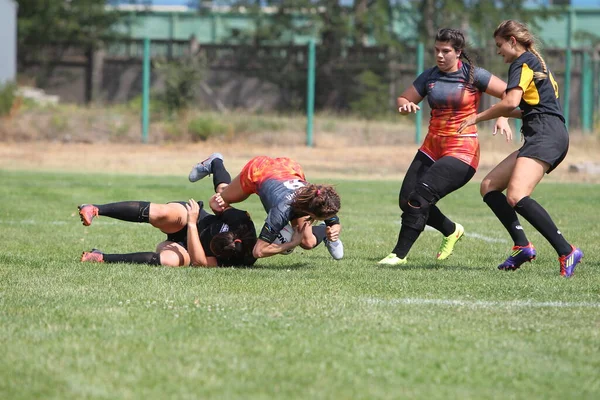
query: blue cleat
[
  {"left": 498, "top": 242, "right": 536, "bottom": 271},
  {"left": 559, "top": 246, "right": 583, "bottom": 278}
]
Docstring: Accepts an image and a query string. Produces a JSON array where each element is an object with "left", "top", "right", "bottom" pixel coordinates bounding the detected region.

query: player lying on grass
[
  {"left": 78, "top": 163, "right": 257, "bottom": 267},
  {"left": 188, "top": 153, "right": 343, "bottom": 260}
]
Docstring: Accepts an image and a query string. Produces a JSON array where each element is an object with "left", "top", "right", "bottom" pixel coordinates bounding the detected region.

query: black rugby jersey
[
  {"left": 199, "top": 208, "right": 257, "bottom": 266},
  {"left": 507, "top": 51, "right": 564, "bottom": 121}
]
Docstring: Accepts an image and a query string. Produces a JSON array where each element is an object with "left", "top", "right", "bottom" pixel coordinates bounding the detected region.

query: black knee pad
[
  {"left": 149, "top": 252, "right": 161, "bottom": 266},
  {"left": 139, "top": 201, "right": 151, "bottom": 223},
  {"left": 401, "top": 184, "right": 438, "bottom": 231},
  {"left": 415, "top": 183, "right": 439, "bottom": 204},
  {"left": 399, "top": 194, "right": 409, "bottom": 212}
]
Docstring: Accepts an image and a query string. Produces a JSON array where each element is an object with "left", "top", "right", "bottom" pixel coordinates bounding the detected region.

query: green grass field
[{"left": 1, "top": 170, "right": 599, "bottom": 399}]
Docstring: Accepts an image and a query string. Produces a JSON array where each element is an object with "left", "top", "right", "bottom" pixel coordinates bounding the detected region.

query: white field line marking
[
  {"left": 364, "top": 297, "right": 600, "bottom": 309},
  {"left": 466, "top": 232, "right": 508, "bottom": 244},
  {"left": 424, "top": 226, "right": 508, "bottom": 243}
]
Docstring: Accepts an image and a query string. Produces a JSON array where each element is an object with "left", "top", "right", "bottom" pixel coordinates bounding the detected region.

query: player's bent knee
[
  {"left": 505, "top": 193, "right": 523, "bottom": 208},
  {"left": 401, "top": 185, "right": 437, "bottom": 231},
  {"left": 401, "top": 207, "right": 428, "bottom": 231},
  {"left": 399, "top": 197, "right": 409, "bottom": 212},
  {"left": 159, "top": 250, "right": 188, "bottom": 267},
  {"left": 414, "top": 183, "right": 439, "bottom": 204},
  {"left": 300, "top": 236, "right": 318, "bottom": 250},
  {"left": 480, "top": 179, "right": 503, "bottom": 198}
]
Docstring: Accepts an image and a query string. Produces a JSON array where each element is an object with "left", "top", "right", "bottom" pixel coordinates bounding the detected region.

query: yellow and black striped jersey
[{"left": 507, "top": 51, "right": 564, "bottom": 121}]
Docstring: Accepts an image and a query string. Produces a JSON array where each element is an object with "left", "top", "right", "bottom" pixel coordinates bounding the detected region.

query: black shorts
[
  {"left": 518, "top": 114, "right": 569, "bottom": 173},
  {"left": 165, "top": 201, "right": 214, "bottom": 245}
]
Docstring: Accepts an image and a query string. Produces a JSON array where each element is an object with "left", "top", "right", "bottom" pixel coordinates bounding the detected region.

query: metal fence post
[
  {"left": 306, "top": 39, "right": 316, "bottom": 147},
  {"left": 142, "top": 38, "right": 150, "bottom": 144}
]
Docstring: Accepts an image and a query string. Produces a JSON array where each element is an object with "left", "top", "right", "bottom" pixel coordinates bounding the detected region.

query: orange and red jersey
[{"left": 413, "top": 61, "right": 492, "bottom": 137}]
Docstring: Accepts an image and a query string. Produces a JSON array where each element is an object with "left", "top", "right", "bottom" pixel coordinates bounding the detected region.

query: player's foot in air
[
  {"left": 81, "top": 249, "right": 104, "bottom": 263},
  {"left": 436, "top": 223, "right": 465, "bottom": 260},
  {"left": 78, "top": 204, "right": 99, "bottom": 226},
  {"left": 324, "top": 237, "right": 344, "bottom": 260},
  {"left": 558, "top": 246, "right": 583, "bottom": 278},
  {"left": 188, "top": 152, "right": 223, "bottom": 182},
  {"left": 377, "top": 253, "right": 407, "bottom": 266},
  {"left": 498, "top": 242, "right": 536, "bottom": 271}
]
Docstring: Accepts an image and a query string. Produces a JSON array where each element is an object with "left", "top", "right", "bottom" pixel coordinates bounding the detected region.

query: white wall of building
[{"left": 0, "top": 0, "right": 17, "bottom": 84}]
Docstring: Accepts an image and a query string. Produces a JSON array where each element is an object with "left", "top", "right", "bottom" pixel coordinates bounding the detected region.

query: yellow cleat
[
  {"left": 377, "top": 253, "right": 407, "bottom": 266},
  {"left": 436, "top": 223, "right": 465, "bottom": 260}
]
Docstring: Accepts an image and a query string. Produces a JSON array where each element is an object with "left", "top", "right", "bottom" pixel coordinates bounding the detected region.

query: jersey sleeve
[
  {"left": 507, "top": 59, "right": 532, "bottom": 93},
  {"left": 412, "top": 67, "right": 435, "bottom": 97},
  {"left": 472, "top": 66, "right": 492, "bottom": 92},
  {"left": 259, "top": 203, "right": 292, "bottom": 243}
]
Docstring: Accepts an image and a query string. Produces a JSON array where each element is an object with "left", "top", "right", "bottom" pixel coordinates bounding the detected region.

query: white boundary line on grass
[
  {"left": 424, "top": 226, "right": 508, "bottom": 244},
  {"left": 466, "top": 232, "right": 509, "bottom": 244},
  {"left": 364, "top": 297, "right": 600, "bottom": 308}
]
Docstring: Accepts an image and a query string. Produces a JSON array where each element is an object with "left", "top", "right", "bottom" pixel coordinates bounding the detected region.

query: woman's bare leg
[
  {"left": 156, "top": 241, "right": 190, "bottom": 266},
  {"left": 149, "top": 203, "right": 188, "bottom": 234}
]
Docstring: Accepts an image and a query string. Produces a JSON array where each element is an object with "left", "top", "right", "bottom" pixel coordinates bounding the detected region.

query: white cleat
[
  {"left": 188, "top": 152, "right": 223, "bottom": 182},
  {"left": 324, "top": 238, "right": 344, "bottom": 260}
]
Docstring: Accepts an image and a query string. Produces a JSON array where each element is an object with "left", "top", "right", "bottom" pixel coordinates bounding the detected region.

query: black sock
[
  {"left": 483, "top": 191, "right": 529, "bottom": 246},
  {"left": 311, "top": 224, "right": 326, "bottom": 246},
  {"left": 514, "top": 196, "right": 572, "bottom": 256},
  {"left": 103, "top": 252, "right": 162, "bottom": 265},
  {"left": 211, "top": 159, "right": 231, "bottom": 190},
  {"left": 96, "top": 201, "right": 151, "bottom": 223},
  {"left": 392, "top": 225, "right": 421, "bottom": 259},
  {"left": 427, "top": 205, "right": 455, "bottom": 236}
]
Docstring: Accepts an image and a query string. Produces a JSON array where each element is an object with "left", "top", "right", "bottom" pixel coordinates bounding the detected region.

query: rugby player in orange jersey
[
  {"left": 189, "top": 153, "right": 343, "bottom": 260},
  {"left": 378, "top": 28, "right": 512, "bottom": 266}
]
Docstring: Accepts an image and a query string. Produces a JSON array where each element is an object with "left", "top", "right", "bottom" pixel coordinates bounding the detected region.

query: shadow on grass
[
  {"left": 372, "top": 260, "right": 488, "bottom": 271},
  {"left": 251, "top": 262, "right": 315, "bottom": 271}
]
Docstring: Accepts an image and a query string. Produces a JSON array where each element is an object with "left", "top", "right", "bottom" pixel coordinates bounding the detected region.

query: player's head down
[
  {"left": 210, "top": 226, "right": 257, "bottom": 262},
  {"left": 291, "top": 184, "right": 340, "bottom": 221}
]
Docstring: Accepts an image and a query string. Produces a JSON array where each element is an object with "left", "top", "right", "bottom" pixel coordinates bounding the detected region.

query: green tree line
[{"left": 15, "top": 0, "right": 562, "bottom": 114}]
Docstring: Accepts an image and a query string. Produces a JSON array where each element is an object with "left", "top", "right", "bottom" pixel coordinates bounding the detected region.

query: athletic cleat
[
  {"left": 377, "top": 253, "right": 407, "bottom": 266},
  {"left": 324, "top": 238, "right": 344, "bottom": 260},
  {"left": 498, "top": 242, "right": 536, "bottom": 271},
  {"left": 81, "top": 249, "right": 104, "bottom": 263},
  {"left": 78, "top": 204, "right": 99, "bottom": 226},
  {"left": 437, "top": 223, "right": 465, "bottom": 260},
  {"left": 559, "top": 246, "right": 583, "bottom": 278},
  {"left": 188, "top": 152, "right": 223, "bottom": 182}
]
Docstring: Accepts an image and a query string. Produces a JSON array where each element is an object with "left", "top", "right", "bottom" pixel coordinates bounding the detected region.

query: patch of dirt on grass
[
  {"left": 2, "top": 133, "right": 600, "bottom": 183},
  {"left": 1, "top": 108, "right": 599, "bottom": 182}
]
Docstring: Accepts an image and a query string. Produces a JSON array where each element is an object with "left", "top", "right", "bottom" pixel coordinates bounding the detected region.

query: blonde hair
[{"left": 494, "top": 20, "right": 548, "bottom": 80}]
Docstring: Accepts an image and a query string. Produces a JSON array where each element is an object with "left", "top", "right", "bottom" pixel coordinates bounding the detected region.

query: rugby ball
[{"left": 273, "top": 224, "right": 295, "bottom": 255}]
